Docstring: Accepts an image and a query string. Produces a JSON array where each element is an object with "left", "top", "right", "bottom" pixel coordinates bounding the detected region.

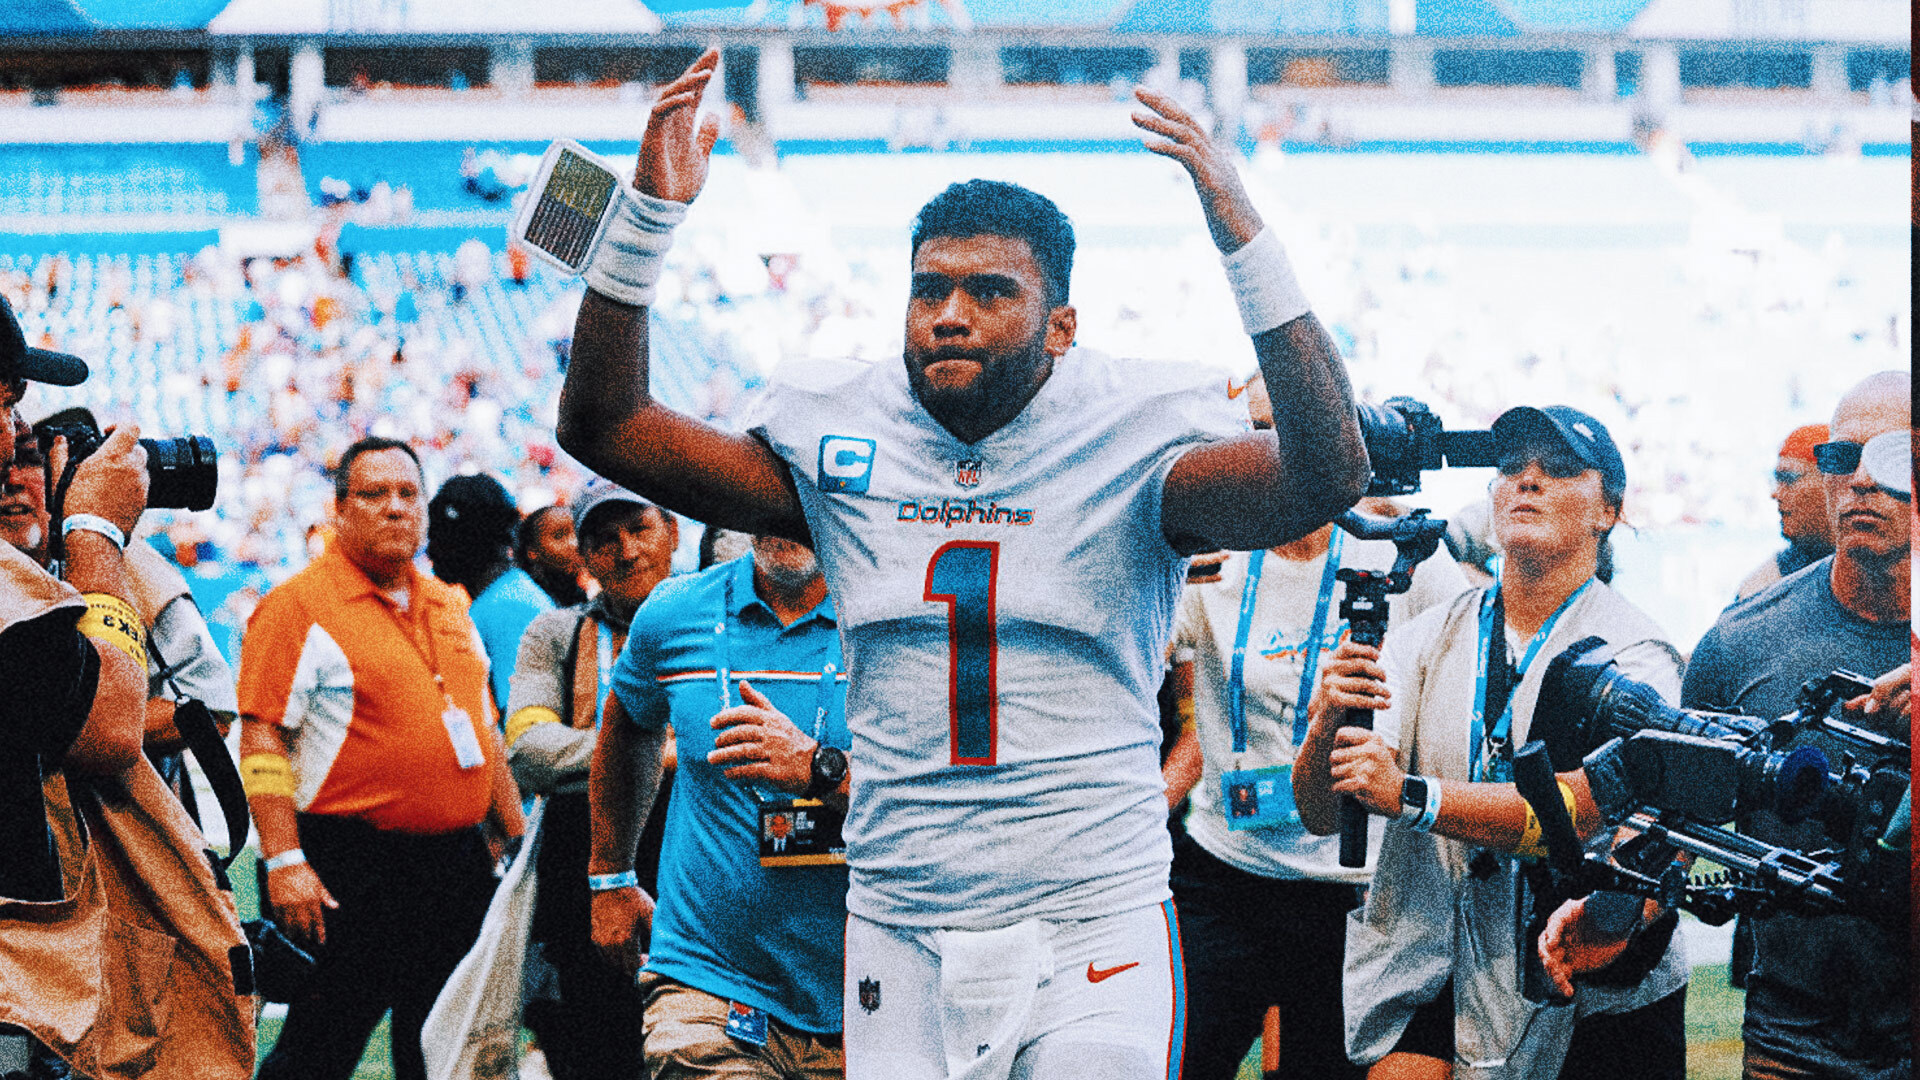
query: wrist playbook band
[
  {"left": 240, "top": 753, "right": 298, "bottom": 800},
  {"left": 583, "top": 190, "right": 690, "bottom": 308},
  {"left": 263, "top": 848, "right": 308, "bottom": 872},
  {"left": 76, "top": 592, "right": 145, "bottom": 669},
  {"left": 63, "top": 514, "right": 127, "bottom": 551},
  {"left": 1220, "top": 227, "right": 1311, "bottom": 337},
  {"left": 588, "top": 870, "right": 639, "bottom": 892}
]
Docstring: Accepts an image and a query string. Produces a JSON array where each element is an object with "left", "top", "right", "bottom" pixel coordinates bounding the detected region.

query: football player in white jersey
[{"left": 558, "top": 50, "right": 1370, "bottom": 1080}]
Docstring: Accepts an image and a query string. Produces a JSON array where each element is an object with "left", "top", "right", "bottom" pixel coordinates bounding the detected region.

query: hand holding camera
[{"left": 51, "top": 422, "right": 149, "bottom": 545}]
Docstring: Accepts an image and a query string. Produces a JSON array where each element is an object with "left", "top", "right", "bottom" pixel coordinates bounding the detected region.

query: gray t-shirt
[{"left": 1682, "top": 557, "right": 1911, "bottom": 1076}]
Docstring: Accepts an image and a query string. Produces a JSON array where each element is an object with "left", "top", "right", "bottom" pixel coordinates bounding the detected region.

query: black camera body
[
  {"left": 1527, "top": 635, "right": 1909, "bottom": 930},
  {"left": 34, "top": 408, "right": 218, "bottom": 512},
  {"left": 1355, "top": 396, "right": 1497, "bottom": 496}
]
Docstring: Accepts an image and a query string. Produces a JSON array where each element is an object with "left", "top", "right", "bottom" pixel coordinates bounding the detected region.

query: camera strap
[{"left": 149, "top": 633, "right": 249, "bottom": 876}]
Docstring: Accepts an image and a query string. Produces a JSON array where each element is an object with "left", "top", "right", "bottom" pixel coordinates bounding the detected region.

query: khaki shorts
[{"left": 640, "top": 972, "right": 844, "bottom": 1080}]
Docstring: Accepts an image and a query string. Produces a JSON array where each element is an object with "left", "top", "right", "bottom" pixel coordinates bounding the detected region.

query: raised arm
[
  {"left": 554, "top": 50, "right": 808, "bottom": 543},
  {"left": 1132, "top": 90, "right": 1369, "bottom": 553}
]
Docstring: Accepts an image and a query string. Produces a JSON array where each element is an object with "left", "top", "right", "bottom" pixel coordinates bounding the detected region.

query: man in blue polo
[{"left": 587, "top": 532, "right": 849, "bottom": 1080}]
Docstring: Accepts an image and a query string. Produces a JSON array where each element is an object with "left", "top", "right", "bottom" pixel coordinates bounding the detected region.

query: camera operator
[
  {"left": 1682, "top": 371, "right": 1910, "bottom": 1080},
  {"left": 0, "top": 298, "right": 152, "bottom": 1075},
  {"left": 1294, "top": 405, "right": 1687, "bottom": 1080},
  {"left": 2, "top": 409, "right": 238, "bottom": 822}
]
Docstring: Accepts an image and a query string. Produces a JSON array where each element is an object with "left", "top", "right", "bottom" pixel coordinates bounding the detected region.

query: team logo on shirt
[
  {"left": 954, "top": 459, "right": 982, "bottom": 488},
  {"left": 896, "top": 497, "right": 1034, "bottom": 528},
  {"left": 818, "top": 435, "right": 876, "bottom": 493},
  {"left": 858, "top": 977, "right": 881, "bottom": 1013}
]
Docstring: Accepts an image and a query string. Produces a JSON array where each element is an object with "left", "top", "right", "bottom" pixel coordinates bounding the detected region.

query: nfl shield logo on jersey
[
  {"left": 858, "top": 977, "right": 881, "bottom": 1013},
  {"left": 953, "top": 459, "right": 982, "bottom": 488}
]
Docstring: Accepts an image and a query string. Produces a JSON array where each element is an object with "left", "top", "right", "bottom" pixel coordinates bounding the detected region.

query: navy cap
[
  {"left": 1492, "top": 405, "right": 1626, "bottom": 500},
  {"left": 0, "top": 294, "right": 87, "bottom": 387}
]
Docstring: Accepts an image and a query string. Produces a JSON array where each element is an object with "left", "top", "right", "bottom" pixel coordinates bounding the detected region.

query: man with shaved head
[{"left": 1682, "top": 370, "right": 1911, "bottom": 1080}]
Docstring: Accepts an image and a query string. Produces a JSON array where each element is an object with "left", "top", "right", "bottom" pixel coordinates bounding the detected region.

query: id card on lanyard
[
  {"left": 712, "top": 576, "right": 850, "bottom": 867},
  {"left": 1468, "top": 579, "right": 1592, "bottom": 783},
  {"left": 1221, "top": 533, "right": 1343, "bottom": 831},
  {"left": 383, "top": 587, "right": 487, "bottom": 770}
]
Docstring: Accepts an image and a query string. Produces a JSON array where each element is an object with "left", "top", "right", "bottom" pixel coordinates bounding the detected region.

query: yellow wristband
[
  {"left": 240, "top": 752, "right": 297, "bottom": 800},
  {"left": 505, "top": 706, "right": 563, "bottom": 749},
  {"left": 1515, "top": 780, "right": 1581, "bottom": 859},
  {"left": 77, "top": 593, "right": 146, "bottom": 671}
]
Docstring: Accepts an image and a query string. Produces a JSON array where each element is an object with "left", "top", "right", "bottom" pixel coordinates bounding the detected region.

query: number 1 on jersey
[{"left": 925, "top": 541, "right": 998, "bottom": 765}]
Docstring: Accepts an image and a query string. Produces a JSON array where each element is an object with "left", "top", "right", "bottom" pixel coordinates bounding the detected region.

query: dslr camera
[{"left": 34, "top": 407, "right": 218, "bottom": 512}]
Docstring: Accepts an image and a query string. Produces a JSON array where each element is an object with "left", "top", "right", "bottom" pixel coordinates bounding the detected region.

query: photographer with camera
[
  {"left": 1294, "top": 405, "right": 1687, "bottom": 1080},
  {"left": 0, "top": 295, "right": 253, "bottom": 1079},
  {"left": 2, "top": 408, "right": 238, "bottom": 823},
  {"left": 1682, "top": 371, "right": 1910, "bottom": 1080}
]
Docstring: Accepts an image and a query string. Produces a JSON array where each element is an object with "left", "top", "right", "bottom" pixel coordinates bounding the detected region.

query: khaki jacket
[{"left": 0, "top": 543, "right": 255, "bottom": 1078}]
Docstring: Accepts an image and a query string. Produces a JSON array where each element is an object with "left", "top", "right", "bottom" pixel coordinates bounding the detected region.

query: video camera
[
  {"left": 1331, "top": 395, "right": 1495, "bottom": 862},
  {"left": 1504, "top": 638, "right": 1910, "bottom": 1002},
  {"left": 34, "top": 407, "right": 218, "bottom": 512},
  {"left": 1354, "top": 396, "right": 1497, "bottom": 497}
]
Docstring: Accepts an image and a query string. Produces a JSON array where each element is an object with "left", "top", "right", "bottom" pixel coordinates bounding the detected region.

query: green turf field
[{"left": 240, "top": 848, "right": 1748, "bottom": 1079}]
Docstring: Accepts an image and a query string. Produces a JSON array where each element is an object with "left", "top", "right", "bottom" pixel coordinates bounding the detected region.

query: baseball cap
[
  {"left": 1860, "top": 430, "right": 1910, "bottom": 498},
  {"left": 0, "top": 294, "right": 87, "bottom": 387},
  {"left": 572, "top": 477, "right": 654, "bottom": 535},
  {"left": 1778, "top": 423, "right": 1829, "bottom": 465},
  {"left": 1491, "top": 405, "right": 1627, "bottom": 500}
]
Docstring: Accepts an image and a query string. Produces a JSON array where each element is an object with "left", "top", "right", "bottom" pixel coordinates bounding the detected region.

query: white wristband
[
  {"left": 263, "top": 848, "right": 308, "bottom": 872},
  {"left": 63, "top": 514, "right": 127, "bottom": 551},
  {"left": 583, "top": 188, "right": 689, "bottom": 307},
  {"left": 1221, "top": 227, "right": 1311, "bottom": 337}
]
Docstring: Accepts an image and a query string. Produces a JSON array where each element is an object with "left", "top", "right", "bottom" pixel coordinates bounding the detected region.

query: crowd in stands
[{"left": 0, "top": 148, "right": 1903, "bottom": 665}]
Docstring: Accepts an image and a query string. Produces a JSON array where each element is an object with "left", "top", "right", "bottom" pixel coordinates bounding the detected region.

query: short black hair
[
  {"left": 910, "top": 180, "right": 1075, "bottom": 307},
  {"left": 334, "top": 436, "right": 423, "bottom": 502}
]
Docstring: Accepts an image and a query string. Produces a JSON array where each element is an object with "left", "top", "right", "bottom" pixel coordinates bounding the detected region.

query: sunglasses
[
  {"left": 1811, "top": 441, "right": 1863, "bottom": 476},
  {"left": 1496, "top": 447, "right": 1590, "bottom": 480}
]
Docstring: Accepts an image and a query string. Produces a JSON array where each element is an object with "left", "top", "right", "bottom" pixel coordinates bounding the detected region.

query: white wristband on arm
[
  {"left": 1221, "top": 227, "right": 1311, "bottom": 337},
  {"left": 62, "top": 514, "right": 127, "bottom": 551},
  {"left": 583, "top": 189, "right": 690, "bottom": 308},
  {"left": 263, "top": 848, "right": 308, "bottom": 872}
]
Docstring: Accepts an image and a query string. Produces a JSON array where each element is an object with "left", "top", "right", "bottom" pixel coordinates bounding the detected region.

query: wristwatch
[
  {"left": 804, "top": 745, "right": 848, "bottom": 800},
  {"left": 1399, "top": 776, "right": 1430, "bottom": 822}
]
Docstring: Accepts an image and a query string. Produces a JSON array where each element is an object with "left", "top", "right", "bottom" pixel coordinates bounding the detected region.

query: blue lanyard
[
  {"left": 1468, "top": 578, "right": 1593, "bottom": 781},
  {"left": 593, "top": 619, "right": 614, "bottom": 727},
  {"left": 716, "top": 573, "right": 843, "bottom": 743},
  {"left": 1227, "top": 530, "right": 1344, "bottom": 754}
]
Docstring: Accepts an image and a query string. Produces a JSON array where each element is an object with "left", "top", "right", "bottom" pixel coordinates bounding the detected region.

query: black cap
[
  {"left": 0, "top": 294, "right": 88, "bottom": 387},
  {"left": 1491, "top": 405, "right": 1627, "bottom": 500}
]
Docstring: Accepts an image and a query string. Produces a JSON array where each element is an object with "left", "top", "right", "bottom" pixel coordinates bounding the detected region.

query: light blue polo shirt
[
  {"left": 609, "top": 554, "right": 849, "bottom": 1035},
  {"left": 470, "top": 565, "right": 554, "bottom": 716}
]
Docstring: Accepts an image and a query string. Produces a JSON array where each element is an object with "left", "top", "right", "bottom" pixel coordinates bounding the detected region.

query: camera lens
[{"left": 141, "top": 435, "right": 218, "bottom": 511}]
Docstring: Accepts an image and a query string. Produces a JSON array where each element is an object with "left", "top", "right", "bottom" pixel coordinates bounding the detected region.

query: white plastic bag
[{"left": 422, "top": 798, "right": 546, "bottom": 1080}]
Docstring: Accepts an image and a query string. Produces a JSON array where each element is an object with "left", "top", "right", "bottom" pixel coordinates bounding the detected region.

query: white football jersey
[{"left": 748, "top": 347, "right": 1245, "bottom": 929}]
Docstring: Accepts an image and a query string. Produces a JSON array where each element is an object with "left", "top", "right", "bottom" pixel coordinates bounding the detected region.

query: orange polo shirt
[{"left": 238, "top": 547, "right": 497, "bottom": 834}]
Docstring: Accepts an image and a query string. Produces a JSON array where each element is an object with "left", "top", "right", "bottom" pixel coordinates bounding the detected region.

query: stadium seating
[{"left": 0, "top": 143, "right": 258, "bottom": 218}]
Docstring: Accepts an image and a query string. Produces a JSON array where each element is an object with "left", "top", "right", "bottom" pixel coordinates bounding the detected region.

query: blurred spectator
[
  {"left": 426, "top": 473, "right": 552, "bottom": 716},
  {"left": 504, "top": 480, "right": 679, "bottom": 1080},
  {"left": 516, "top": 503, "right": 589, "bottom": 607},
  {"left": 1735, "top": 423, "right": 1835, "bottom": 601}
]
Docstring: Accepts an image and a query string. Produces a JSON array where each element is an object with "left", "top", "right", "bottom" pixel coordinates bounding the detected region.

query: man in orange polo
[{"left": 240, "top": 436, "right": 525, "bottom": 1080}]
